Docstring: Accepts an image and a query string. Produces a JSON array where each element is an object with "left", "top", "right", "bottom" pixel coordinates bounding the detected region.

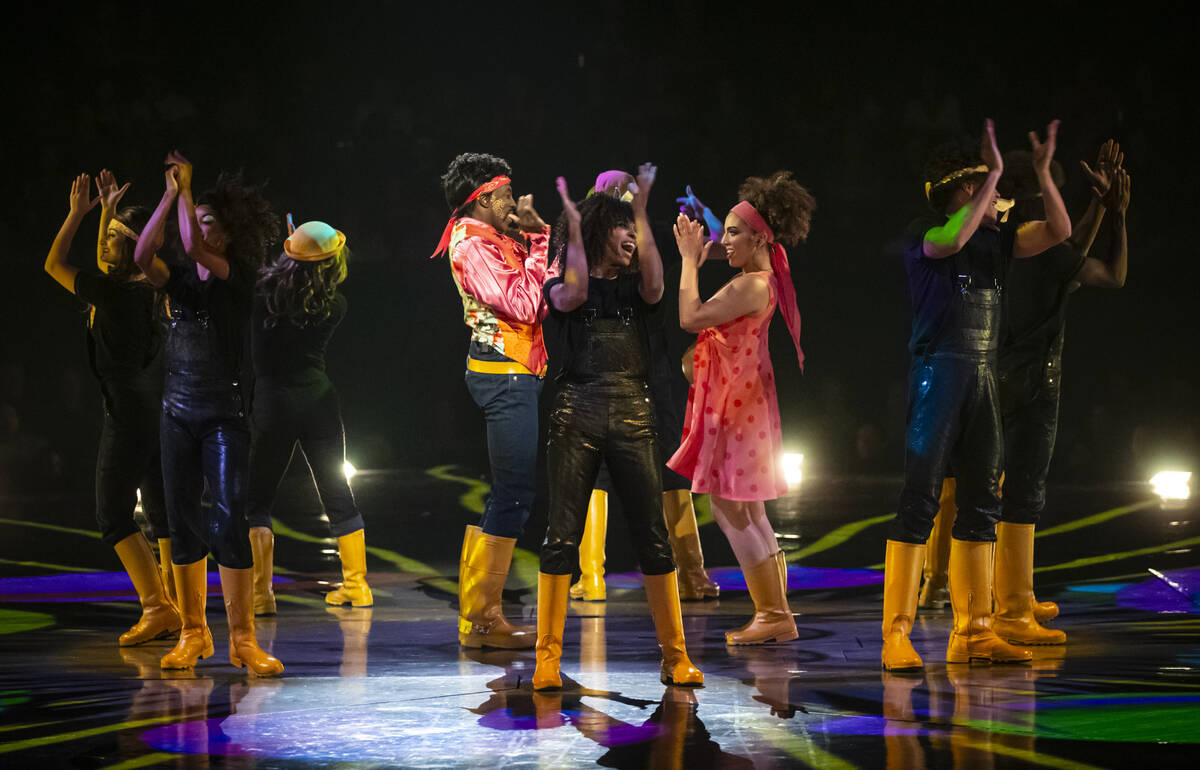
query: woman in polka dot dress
[{"left": 668, "top": 171, "right": 815, "bottom": 645}]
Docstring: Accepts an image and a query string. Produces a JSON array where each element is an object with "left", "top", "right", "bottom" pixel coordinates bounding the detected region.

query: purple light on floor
[
  {"left": 1115, "top": 568, "right": 1200, "bottom": 614},
  {"left": 808, "top": 715, "right": 948, "bottom": 737},
  {"left": 604, "top": 566, "right": 882, "bottom": 592},
  {"left": 0, "top": 572, "right": 290, "bottom": 603}
]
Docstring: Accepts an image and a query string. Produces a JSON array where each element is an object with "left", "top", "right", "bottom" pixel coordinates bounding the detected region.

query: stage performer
[
  {"left": 43, "top": 171, "right": 179, "bottom": 646},
  {"left": 134, "top": 151, "right": 283, "bottom": 676},
  {"left": 533, "top": 170, "right": 703, "bottom": 690},
  {"left": 668, "top": 171, "right": 813, "bottom": 647},
  {"left": 246, "top": 218, "right": 372, "bottom": 615},
  {"left": 569, "top": 169, "right": 720, "bottom": 604},
  {"left": 881, "top": 120, "right": 1069, "bottom": 671},
  {"left": 433, "top": 153, "right": 555, "bottom": 649}
]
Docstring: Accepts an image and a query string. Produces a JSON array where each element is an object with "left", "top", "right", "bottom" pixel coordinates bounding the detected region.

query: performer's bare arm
[
  {"left": 923, "top": 120, "right": 1003, "bottom": 259},
  {"left": 632, "top": 163, "right": 664, "bottom": 305},
  {"left": 94, "top": 169, "right": 131, "bottom": 274},
  {"left": 44, "top": 174, "right": 96, "bottom": 293},
  {"left": 548, "top": 177, "right": 589, "bottom": 312},
  {"left": 169, "top": 151, "right": 232, "bottom": 281},
  {"left": 675, "top": 214, "right": 769, "bottom": 333},
  {"left": 1067, "top": 139, "right": 1123, "bottom": 256},
  {"left": 134, "top": 166, "right": 177, "bottom": 289},
  {"left": 1073, "top": 168, "right": 1130, "bottom": 290},
  {"left": 1014, "top": 120, "right": 1072, "bottom": 259}
]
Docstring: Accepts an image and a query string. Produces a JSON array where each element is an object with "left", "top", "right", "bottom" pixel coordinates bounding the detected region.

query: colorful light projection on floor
[
  {"left": 0, "top": 572, "right": 290, "bottom": 603},
  {"left": 600, "top": 566, "right": 883, "bottom": 592},
  {"left": 1066, "top": 568, "right": 1200, "bottom": 614}
]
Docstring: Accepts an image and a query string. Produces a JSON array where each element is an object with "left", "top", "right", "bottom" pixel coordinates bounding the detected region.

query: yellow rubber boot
[
  {"left": 881, "top": 540, "right": 926, "bottom": 671},
  {"left": 569, "top": 490, "right": 608, "bottom": 601},
  {"left": 325, "top": 529, "right": 373, "bottom": 607},
  {"left": 918, "top": 479, "right": 956, "bottom": 608},
  {"left": 533, "top": 572, "right": 571, "bottom": 690},
  {"left": 726, "top": 552, "right": 798, "bottom": 645},
  {"left": 161, "top": 559, "right": 214, "bottom": 669},
  {"left": 219, "top": 565, "right": 284, "bottom": 676},
  {"left": 114, "top": 533, "right": 181, "bottom": 646},
  {"left": 993, "top": 522, "right": 1066, "bottom": 644},
  {"left": 662, "top": 489, "right": 719, "bottom": 600},
  {"left": 157, "top": 537, "right": 178, "bottom": 607},
  {"left": 643, "top": 572, "right": 704, "bottom": 686},
  {"left": 459, "top": 528, "right": 534, "bottom": 648},
  {"left": 249, "top": 527, "right": 278, "bottom": 615},
  {"left": 946, "top": 540, "right": 1033, "bottom": 664},
  {"left": 1034, "top": 600, "right": 1059, "bottom": 623}
]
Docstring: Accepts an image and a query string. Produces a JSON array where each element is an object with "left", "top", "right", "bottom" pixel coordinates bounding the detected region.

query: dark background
[{"left": 4, "top": 1, "right": 1198, "bottom": 495}]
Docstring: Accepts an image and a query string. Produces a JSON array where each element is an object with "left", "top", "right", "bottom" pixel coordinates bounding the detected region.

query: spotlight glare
[
  {"left": 1150, "top": 471, "right": 1191, "bottom": 502},
  {"left": 343, "top": 460, "right": 358, "bottom": 480},
  {"left": 782, "top": 453, "right": 804, "bottom": 486}
]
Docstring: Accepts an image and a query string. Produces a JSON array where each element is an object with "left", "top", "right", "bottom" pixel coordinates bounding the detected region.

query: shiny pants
[
  {"left": 161, "top": 376, "right": 253, "bottom": 568},
  {"left": 1000, "top": 381, "right": 1060, "bottom": 525},
  {"left": 889, "top": 355, "right": 1003, "bottom": 544},
  {"left": 542, "top": 379, "right": 674, "bottom": 576},
  {"left": 247, "top": 377, "right": 363, "bottom": 536},
  {"left": 95, "top": 383, "right": 167, "bottom": 545}
]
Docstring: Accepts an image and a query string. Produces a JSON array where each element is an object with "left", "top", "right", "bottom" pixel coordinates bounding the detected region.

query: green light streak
[
  {"left": 1035, "top": 536, "right": 1200, "bottom": 573},
  {"left": 0, "top": 518, "right": 101, "bottom": 539},
  {"left": 0, "top": 714, "right": 183, "bottom": 755},
  {"left": 425, "top": 465, "right": 489, "bottom": 514},
  {"left": 1036, "top": 500, "right": 1158, "bottom": 538},
  {"left": 98, "top": 753, "right": 178, "bottom": 770},
  {"left": 753, "top": 720, "right": 857, "bottom": 769},
  {"left": 0, "top": 558, "right": 102, "bottom": 573},
  {"left": 786, "top": 514, "right": 893, "bottom": 564},
  {"left": 0, "top": 609, "right": 53, "bottom": 635}
]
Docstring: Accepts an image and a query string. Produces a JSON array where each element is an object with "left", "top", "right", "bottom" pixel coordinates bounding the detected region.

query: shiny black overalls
[
  {"left": 890, "top": 268, "right": 1006, "bottom": 545},
  {"left": 160, "top": 296, "right": 253, "bottom": 568},
  {"left": 542, "top": 304, "right": 675, "bottom": 576}
]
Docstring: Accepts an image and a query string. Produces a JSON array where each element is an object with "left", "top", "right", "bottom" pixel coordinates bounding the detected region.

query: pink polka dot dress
[{"left": 667, "top": 272, "right": 788, "bottom": 501}]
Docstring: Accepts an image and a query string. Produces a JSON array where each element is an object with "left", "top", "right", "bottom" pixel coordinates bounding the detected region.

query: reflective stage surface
[{"left": 1, "top": 469, "right": 1197, "bottom": 768}]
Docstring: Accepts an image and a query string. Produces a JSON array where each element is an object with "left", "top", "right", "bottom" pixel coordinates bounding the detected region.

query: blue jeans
[{"left": 464, "top": 368, "right": 543, "bottom": 539}]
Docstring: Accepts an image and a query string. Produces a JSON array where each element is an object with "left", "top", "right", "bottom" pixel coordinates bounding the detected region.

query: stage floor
[{"left": 1, "top": 468, "right": 1197, "bottom": 768}]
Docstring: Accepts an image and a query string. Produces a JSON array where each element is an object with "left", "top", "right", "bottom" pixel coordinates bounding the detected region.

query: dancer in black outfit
[
  {"left": 532, "top": 171, "right": 702, "bottom": 690},
  {"left": 44, "top": 171, "right": 179, "bottom": 646},
  {"left": 134, "top": 152, "right": 283, "bottom": 675},
  {"left": 246, "top": 219, "right": 371, "bottom": 615}
]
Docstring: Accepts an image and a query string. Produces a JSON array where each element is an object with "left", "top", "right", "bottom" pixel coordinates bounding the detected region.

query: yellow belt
[{"left": 466, "top": 358, "right": 535, "bottom": 376}]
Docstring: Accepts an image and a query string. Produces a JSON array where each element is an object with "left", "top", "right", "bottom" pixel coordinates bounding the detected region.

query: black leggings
[
  {"left": 889, "top": 355, "right": 1003, "bottom": 544},
  {"left": 161, "top": 375, "right": 253, "bottom": 568},
  {"left": 247, "top": 377, "right": 363, "bottom": 536},
  {"left": 541, "top": 378, "right": 674, "bottom": 576},
  {"left": 95, "top": 383, "right": 167, "bottom": 545}
]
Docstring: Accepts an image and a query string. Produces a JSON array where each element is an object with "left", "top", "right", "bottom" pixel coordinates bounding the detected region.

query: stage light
[
  {"left": 134, "top": 488, "right": 143, "bottom": 514},
  {"left": 343, "top": 460, "right": 358, "bottom": 480},
  {"left": 782, "top": 453, "right": 804, "bottom": 485},
  {"left": 1149, "top": 471, "right": 1191, "bottom": 502}
]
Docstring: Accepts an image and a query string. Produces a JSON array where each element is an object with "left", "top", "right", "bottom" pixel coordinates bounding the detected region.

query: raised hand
[
  {"left": 68, "top": 173, "right": 100, "bottom": 219},
  {"left": 674, "top": 213, "right": 711, "bottom": 267},
  {"left": 675, "top": 185, "right": 707, "bottom": 219},
  {"left": 631, "top": 162, "right": 657, "bottom": 211},
  {"left": 1107, "top": 168, "right": 1131, "bottom": 216},
  {"left": 1080, "top": 139, "right": 1123, "bottom": 200},
  {"left": 1029, "top": 119, "right": 1061, "bottom": 176},
  {"left": 166, "top": 150, "right": 193, "bottom": 191},
  {"left": 556, "top": 177, "right": 580, "bottom": 228},
  {"left": 514, "top": 193, "right": 547, "bottom": 233},
  {"left": 95, "top": 169, "right": 131, "bottom": 211},
  {"left": 164, "top": 164, "right": 180, "bottom": 196},
  {"left": 981, "top": 119, "right": 1003, "bottom": 173}
]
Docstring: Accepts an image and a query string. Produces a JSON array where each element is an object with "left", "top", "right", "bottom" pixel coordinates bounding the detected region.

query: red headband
[
  {"left": 731, "top": 200, "right": 806, "bottom": 371},
  {"left": 429, "top": 175, "right": 512, "bottom": 258}
]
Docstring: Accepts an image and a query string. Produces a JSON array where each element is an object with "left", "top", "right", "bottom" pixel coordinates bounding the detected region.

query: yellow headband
[
  {"left": 109, "top": 219, "right": 141, "bottom": 242},
  {"left": 924, "top": 165, "right": 989, "bottom": 200}
]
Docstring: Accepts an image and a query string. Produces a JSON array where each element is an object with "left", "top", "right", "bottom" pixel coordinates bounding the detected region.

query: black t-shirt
[
  {"left": 251, "top": 291, "right": 347, "bottom": 379},
  {"left": 543, "top": 272, "right": 659, "bottom": 379},
  {"left": 902, "top": 215, "right": 1017, "bottom": 356},
  {"left": 73, "top": 272, "right": 161, "bottom": 383},
  {"left": 1001, "top": 242, "right": 1085, "bottom": 367},
  {"left": 162, "top": 258, "right": 255, "bottom": 376}
]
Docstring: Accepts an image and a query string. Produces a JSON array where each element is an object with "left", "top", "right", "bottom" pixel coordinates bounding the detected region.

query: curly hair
[
  {"left": 197, "top": 172, "right": 279, "bottom": 270},
  {"left": 441, "top": 152, "right": 512, "bottom": 214},
  {"left": 921, "top": 139, "right": 986, "bottom": 214},
  {"left": 551, "top": 193, "right": 637, "bottom": 273},
  {"left": 256, "top": 247, "right": 349, "bottom": 329},
  {"left": 737, "top": 171, "right": 816, "bottom": 246},
  {"left": 107, "top": 205, "right": 150, "bottom": 280}
]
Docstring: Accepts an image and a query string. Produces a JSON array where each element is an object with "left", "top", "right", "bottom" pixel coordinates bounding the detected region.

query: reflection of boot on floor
[
  {"left": 249, "top": 527, "right": 277, "bottom": 616},
  {"left": 114, "top": 533, "right": 181, "bottom": 646},
  {"left": 992, "top": 522, "right": 1065, "bottom": 645},
  {"left": 220, "top": 566, "right": 284, "bottom": 676},
  {"left": 727, "top": 552, "right": 798, "bottom": 645},
  {"left": 160, "top": 560, "right": 214, "bottom": 670},
  {"left": 882, "top": 671, "right": 927, "bottom": 770},
  {"left": 946, "top": 540, "right": 1031, "bottom": 664},
  {"left": 729, "top": 644, "right": 800, "bottom": 717},
  {"left": 662, "top": 489, "right": 719, "bottom": 600},
  {"left": 533, "top": 572, "right": 571, "bottom": 690},
  {"left": 882, "top": 540, "right": 925, "bottom": 671},
  {"left": 325, "top": 529, "right": 374, "bottom": 607},
  {"left": 459, "top": 525, "right": 535, "bottom": 648},
  {"left": 644, "top": 572, "right": 703, "bottom": 686},
  {"left": 918, "top": 479, "right": 955, "bottom": 609},
  {"left": 326, "top": 606, "right": 373, "bottom": 677},
  {"left": 569, "top": 491, "right": 608, "bottom": 601}
]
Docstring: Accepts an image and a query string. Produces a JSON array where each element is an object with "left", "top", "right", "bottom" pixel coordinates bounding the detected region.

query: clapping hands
[
  {"left": 674, "top": 213, "right": 712, "bottom": 267},
  {"left": 68, "top": 173, "right": 100, "bottom": 219}
]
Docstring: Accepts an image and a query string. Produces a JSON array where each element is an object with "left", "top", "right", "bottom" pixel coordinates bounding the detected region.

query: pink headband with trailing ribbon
[
  {"left": 730, "top": 200, "right": 805, "bottom": 371},
  {"left": 429, "top": 175, "right": 512, "bottom": 258}
]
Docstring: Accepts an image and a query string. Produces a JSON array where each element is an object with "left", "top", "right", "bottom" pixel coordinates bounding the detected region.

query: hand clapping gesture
[
  {"left": 165, "top": 150, "right": 193, "bottom": 192},
  {"left": 674, "top": 213, "right": 711, "bottom": 267},
  {"left": 631, "top": 162, "right": 657, "bottom": 212},
  {"left": 1080, "top": 139, "right": 1124, "bottom": 200},
  {"left": 1029, "top": 119, "right": 1061, "bottom": 176},
  {"left": 1107, "top": 167, "right": 1132, "bottom": 217},
  {"left": 556, "top": 177, "right": 580, "bottom": 228},
  {"left": 68, "top": 173, "right": 100, "bottom": 219},
  {"left": 981, "top": 118, "right": 1003, "bottom": 174},
  {"left": 95, "top": 169, "right": 131, "bottom": 212}
]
